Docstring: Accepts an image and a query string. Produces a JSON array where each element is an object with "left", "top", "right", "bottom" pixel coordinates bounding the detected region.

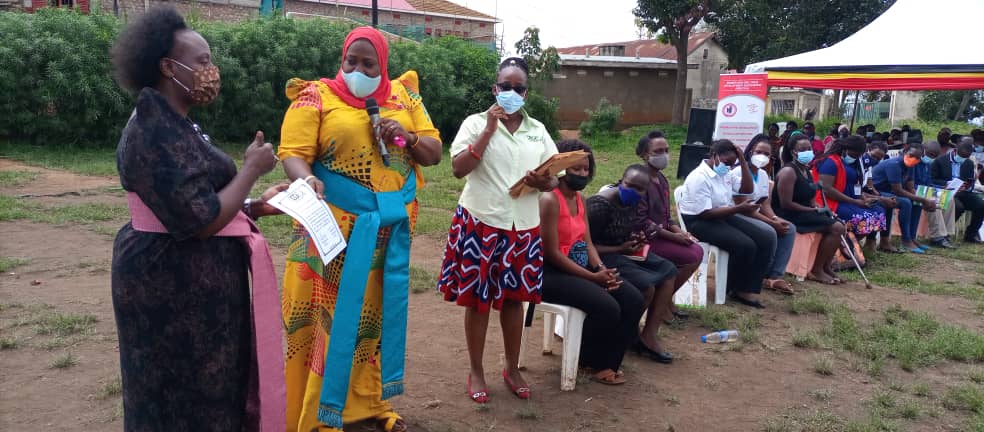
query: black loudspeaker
[
  {"left": 677, "top": 142, "right": 710, "bottom": 179},
  {"left": 686, "top": 108, "right": 716, "bottom": 146}
]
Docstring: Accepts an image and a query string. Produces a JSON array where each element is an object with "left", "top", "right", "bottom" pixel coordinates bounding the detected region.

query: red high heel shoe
[
  {"left": 467, "top": 374, "right": 489, "bottom": 404},
  {"left": 502, "top": 369, "right": 531, "bottom": 399}
]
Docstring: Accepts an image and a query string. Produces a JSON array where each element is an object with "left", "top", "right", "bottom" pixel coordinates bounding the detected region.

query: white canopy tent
[{"left": 745, "top": 0, "right": 984, "bottom": 90}]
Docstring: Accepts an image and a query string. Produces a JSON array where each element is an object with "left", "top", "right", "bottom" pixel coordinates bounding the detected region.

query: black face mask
[{"left": 564, "top": 174, "right": 590, "bottom": 191}]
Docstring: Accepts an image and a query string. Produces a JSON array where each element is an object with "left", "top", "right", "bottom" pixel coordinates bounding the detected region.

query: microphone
[{"left": 365, "top": 98, "right": 390, "bottom": 167}]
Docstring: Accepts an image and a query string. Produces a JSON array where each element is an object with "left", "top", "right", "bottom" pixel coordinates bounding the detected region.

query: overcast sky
[{"left": 449, "top": 0, "right": 642, "bottom": 54}]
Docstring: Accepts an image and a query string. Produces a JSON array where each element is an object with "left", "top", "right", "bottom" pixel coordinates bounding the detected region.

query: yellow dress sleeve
[
  {"left": 397, "top": 71, "right": 442, "bottom": 143},
  {"left": 278, "top": 78, "right": 324, "bottom": 164}
]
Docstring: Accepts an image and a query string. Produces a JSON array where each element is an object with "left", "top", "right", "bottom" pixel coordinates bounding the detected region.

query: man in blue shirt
[{"left": 871, "top": 143, "right": 938, "bottom": 253}]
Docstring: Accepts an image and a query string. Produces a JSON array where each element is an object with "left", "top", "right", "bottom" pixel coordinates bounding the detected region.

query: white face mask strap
[
  {"left": 168, "top": 58, "right": 194, "bottom": 72},
  {"left": 165, "top": 58, "right": 194, "bottom": 93},
  {"left": 171, "top": 76, "right": 191, "bottom": 93}
]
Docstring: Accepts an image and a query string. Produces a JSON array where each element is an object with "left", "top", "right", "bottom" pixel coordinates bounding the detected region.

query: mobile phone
[{"left": 754, "top": 196, "right": 768, "bottom": 205}]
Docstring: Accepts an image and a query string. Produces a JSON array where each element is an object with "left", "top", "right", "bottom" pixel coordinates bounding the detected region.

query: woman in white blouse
[
  {"left": 678, "top": 140, "right": 778, "bottom": 308},
  {"left": 727, "top": 135, "right": 796, "bottom": 295},
  {"left": 437, "top": 57, "right": 557, "bottom": 403}
]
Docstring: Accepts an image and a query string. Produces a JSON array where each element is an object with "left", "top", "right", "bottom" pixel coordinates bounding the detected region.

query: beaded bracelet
[{"left": 468, "top": 144, "right": 482, "bottom": 160}]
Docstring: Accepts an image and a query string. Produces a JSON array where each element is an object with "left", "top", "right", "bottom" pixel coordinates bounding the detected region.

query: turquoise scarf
[{"left": 313, "top": 164, "right": 414, "bottom": 428}]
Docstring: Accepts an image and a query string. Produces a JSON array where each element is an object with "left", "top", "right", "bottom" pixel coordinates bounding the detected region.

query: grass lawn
[{"left": 4, "top": 124, "right": 984, "bottom": 431}]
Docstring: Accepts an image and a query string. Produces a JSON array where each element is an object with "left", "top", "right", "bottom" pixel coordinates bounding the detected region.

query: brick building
[
  {"left": 6, "top": 0, "right": 499, "bottom": 46},
  {"left": 558, "top": 32, "right": 729, "bottom": 109},
  {"left": 285, "top": 0, "right": 499, "bottom": 45},
  {"left": 539, "top": 54, "right": 680, "bottom": 129}
]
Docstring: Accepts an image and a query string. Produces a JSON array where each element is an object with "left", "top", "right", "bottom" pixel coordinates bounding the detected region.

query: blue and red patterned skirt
[{"left": 437, "top": 206, "right": 543, "bottom": 313}]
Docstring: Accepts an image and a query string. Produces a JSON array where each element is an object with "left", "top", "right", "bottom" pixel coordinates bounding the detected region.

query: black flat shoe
[
  {"left": 731, "top": 294, "right": 765, "bottom": 309},
  {"left": 632, "top": 341, "right": 674, "bottom": 364},
  {"left": 672, "top": 310, "right": 690, "bottom": 320}
]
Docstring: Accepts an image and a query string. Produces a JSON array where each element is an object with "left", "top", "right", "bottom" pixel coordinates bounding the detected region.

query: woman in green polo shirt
[{"left": 438, "top": 57, "right": 558, "bottom": 404}]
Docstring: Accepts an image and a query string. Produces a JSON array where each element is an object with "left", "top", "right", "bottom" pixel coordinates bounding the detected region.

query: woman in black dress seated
[
  {"left": 587, "top": 165, "right": 678, "bottom": 364},
  {"left": 773, "top": 135, "right": 847, "bottom": 285}
]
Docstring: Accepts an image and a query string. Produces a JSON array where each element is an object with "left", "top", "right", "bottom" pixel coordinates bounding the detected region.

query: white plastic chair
[
  {"left": 673, "top": 186, "right": 729, "bottom": 305},
  {"left": 518, "top": 302, "right": 586, "bottom": 391}
]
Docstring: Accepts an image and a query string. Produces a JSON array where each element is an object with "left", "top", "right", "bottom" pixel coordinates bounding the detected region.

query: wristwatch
[{"left": 243, "top": 199, "right": 255, "bottom": 220}]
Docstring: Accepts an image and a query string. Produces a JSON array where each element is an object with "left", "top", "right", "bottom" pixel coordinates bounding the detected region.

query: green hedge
[{"left": 0, "top": 9, "right": 556, "bottom": 147}]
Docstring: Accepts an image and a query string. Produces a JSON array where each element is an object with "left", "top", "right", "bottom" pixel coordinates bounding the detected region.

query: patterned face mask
[{"left": 167, "top": 58, "right": 221, "bottom": 105}]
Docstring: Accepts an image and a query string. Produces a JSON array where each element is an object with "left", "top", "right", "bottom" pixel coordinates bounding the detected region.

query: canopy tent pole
[{"left": 848, "top": 90, "right": 861, "bottom": 132}]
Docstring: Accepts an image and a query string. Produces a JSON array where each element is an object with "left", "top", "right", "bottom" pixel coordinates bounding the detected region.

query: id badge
[{"left": 854, "top": 185, "right": 863, "bottom": 196}]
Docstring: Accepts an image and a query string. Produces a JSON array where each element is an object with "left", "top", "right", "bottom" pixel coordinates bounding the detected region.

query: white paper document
[
  {"left": 946, "top": 178, "right": 966, "bottom": 190},
  {"left": 267, "top": 179, "right": 346, "bottom": 265}
]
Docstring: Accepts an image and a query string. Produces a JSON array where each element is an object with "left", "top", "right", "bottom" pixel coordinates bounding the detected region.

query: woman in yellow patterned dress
[{"left": 278, "top": 27, "right": 442, "bottom": 432}]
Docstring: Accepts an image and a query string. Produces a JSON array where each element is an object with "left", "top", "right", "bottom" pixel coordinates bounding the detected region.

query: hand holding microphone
[{"left": 365, "top": 98, "right": 389, "bottom": 166}]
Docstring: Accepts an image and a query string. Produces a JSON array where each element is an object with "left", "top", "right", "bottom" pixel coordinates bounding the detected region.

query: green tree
[
  {"left": 917, "top": 91, "right": 981, "bottom": 122},
  {"left": 634, "top": 0, "right": 723, "bottom": 125},
  {"left": 513, "top": 26, "right": 560, "bottom": 80},
  {"left": 512, "top": 26, "right": 560, "bottom": 138},
  {"left": 714, "top": 0, "right": 895, "bottom": 71}
]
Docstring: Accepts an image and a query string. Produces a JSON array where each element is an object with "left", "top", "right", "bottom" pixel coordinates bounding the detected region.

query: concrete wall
[
  {"left": 100, "top": 0, "right": 259, "bottom": 21},
  {"left": 891, "top": 91, "right": 921, "bottom": 121},
  {"left": 686, "top": 39, "right": 728, "bottom": 109},
  {"left": 284, "top": 1, "right": 495, "bottom": 43},
  {"left": 767, "top": 89, "right": 832, "bottom": 120},
  {"left": 539, "top": 64, "right": 679, "bottom": 130}
]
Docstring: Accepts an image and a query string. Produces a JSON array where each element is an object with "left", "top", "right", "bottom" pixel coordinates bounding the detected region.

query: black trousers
[
  {"left": 540, "top": 264, "right": 646, "bottom": 371},
  {"left": 955, "top": 191, "right": 984, "bottom": 240},
  {"left": 683, "top": 214, "right": 777, "bottom": 294}
]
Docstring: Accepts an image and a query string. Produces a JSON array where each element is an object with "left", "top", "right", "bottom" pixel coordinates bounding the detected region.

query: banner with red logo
[{"left": 713, "top": 73, "right": 768, "bottom": 150}]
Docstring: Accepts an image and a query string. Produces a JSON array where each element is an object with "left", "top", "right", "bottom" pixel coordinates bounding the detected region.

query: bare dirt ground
[{"left": 1, "top": 160, "right": 980, "bottom": 431}]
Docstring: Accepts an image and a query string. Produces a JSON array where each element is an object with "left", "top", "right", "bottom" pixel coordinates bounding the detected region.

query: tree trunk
[
  {"left": 953, "top": 91, "right": 972, "bottom": 121},
  {"left": 672, "top": 31, "right": 689, "bottom": 125}
]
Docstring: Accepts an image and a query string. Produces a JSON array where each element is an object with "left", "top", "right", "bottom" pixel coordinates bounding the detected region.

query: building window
[
  {"left": 771, "top": 99, "right": 795, "bottom": 115},
  {"left": 479, "top": 23, "right": 486, "bottom": 28},
  {"left": 598, "top": 45, "right": 625, "bottom": 57},
  {"left": 576, "top": 70, "right": 587, "bottom": 76},
  {"left": 425, "top": 16, "right": 432, "bottom": 22},
  {"left": 629, "top": 71, "right": 639, "bottom": 77},
  {"left": 425, "top": 27, "right": 432, "bottom": 35},
  {"left": 703, "top": 48, "right": 708, "bottom": 59},
  {"left": 362, "top": 10, "right": 369, "bottom": 16},
  {"left": 454, "top": 20, "right": 462, "bottom": 25},
  {"left": 603, "top": 71, "right": 615, "bottom": 77},
  {"left": 393, "top": 13, "right": 400, "bottom": 19},
  {"left": 464, "top": 31, "right": 470, "bottom": 37},
  {"left": 687, "top": 64, "right": 699, "bottom": 69}
]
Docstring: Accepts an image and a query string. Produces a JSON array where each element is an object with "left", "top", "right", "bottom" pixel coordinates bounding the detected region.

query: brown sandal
[
  {"left": 590, "top": 369, "right": 626, "bottom": 385},
  {"left": 805, "top": 274, "right": 838, "bottom": 286},
  {"left": 763, "top": 278, "right": 795, "bottom": 295},
  {"left": 377, "top": 413, "right": 407, "bottom": 432}
]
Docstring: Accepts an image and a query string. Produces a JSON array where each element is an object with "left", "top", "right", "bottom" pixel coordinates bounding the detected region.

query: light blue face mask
[
  {"left": 342, "top": 70, "right": 381, "bottom": 98},
  {"left": 712, "top": 160, "right": 730, "bottom": 176},
  {"left": 976, "top": 145, "right": 984, "bottom": 153},
  {"left": 797, "top": 151, "right": 815, "bottom": 165},
  {"left": 921, "top": 155, "right": 933, "bottom": 164},
  {"left": 495, "top": 90, "right": 526, "bottom": 114},
  {"left": 842, "top": 155, "right": 856, "bottom": 165},
  {"left": 955, "top": 154, "right": 967, "bottom": 163}
]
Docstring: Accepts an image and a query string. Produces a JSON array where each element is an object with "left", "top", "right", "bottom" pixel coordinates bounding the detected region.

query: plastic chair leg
[
  {"left": 541, "top": 312, "right": 555, "bottom": 355},
  {"left": 559, "top": 309, "right": 586, "bottom": 391},
  {"left": 714, "top": 250, "right": 728, "bottom": 305}
]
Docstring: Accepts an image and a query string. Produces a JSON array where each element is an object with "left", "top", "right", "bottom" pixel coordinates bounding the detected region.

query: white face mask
[
  {"left": 342, "top": 70, "right": 381, "bottom": 98},
  {"left": 751, "top": 154, "right": 770, "bottom": 168}
]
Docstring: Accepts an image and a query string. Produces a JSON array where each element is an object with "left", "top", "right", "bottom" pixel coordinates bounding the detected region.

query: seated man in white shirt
[{"left": 678, "top": 139, "right": 777, "bottom": 308}]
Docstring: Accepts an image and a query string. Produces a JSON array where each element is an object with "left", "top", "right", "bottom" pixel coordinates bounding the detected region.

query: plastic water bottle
[{"left": 701, "top": 330, "right": 739, "bottom": 343}]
